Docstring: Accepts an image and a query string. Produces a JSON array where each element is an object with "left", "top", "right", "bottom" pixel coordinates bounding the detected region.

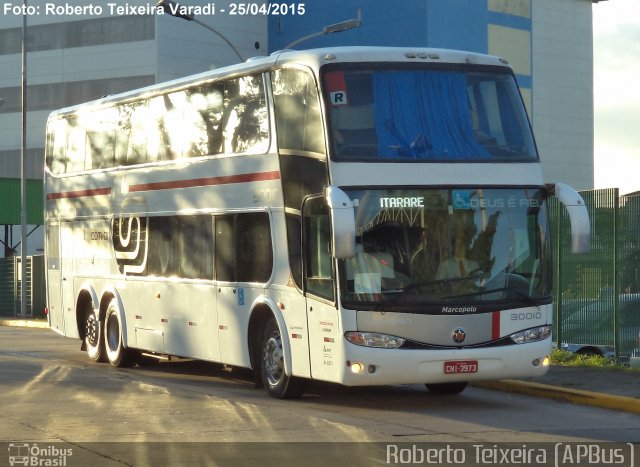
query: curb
[
  {"left": 473, "top": 379, "right": 640, "bottom": 415},
  {"left": 0, "top": 319, "right": 49, "bottom": 329}
]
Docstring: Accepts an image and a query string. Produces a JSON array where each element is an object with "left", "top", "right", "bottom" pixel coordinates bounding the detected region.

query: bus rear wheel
[
  {"left": 260, "top": 317, "right": 305, "bottom": 399},
  {"left": 104, "top": 299, "right": 134, "bottom": 367},
  {"left": 425, "top": 382, "right": 468, "bottom": 395},
  {"left": 84, "top": 306, "right": 105, "bottom": 362}
]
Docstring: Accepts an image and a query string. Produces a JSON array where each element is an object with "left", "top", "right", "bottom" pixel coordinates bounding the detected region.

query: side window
[
  {"left": 66, "top": 117, "right": 87, "bottom": 172},
  {"left": 46, "top": 117, "right": 68, "bottom": 174},
  {"left": 164, "top": 86, "right": 223, "bottom": 159},
  {"left": 146, "top": 216, "right": 213, "bottom": 279},
  {"left": 215, "top": 215, "right": 236, "bottom": 282},
  {"left": 237, "top": 213, "right": 273, "bottom": 282},
  {"left": 126, "top": 101, "right": 149, "bottom": 165},
  {"left": 222, "top": 75, "right": 269, "bottom": 155},
  {"left": 45, "top": 73, "right": 270, "bottom": 172},
  {"left": 179, "top": 216, "right": 214, "bottom": 279},
  {"left": 164, "top": 75, "right": 269, "bottom": 158},
  {"left": 147, "top": 217, "right": 179, "bottom": 277},
  {"left": 114, "top": 103, "right": 132, "bottom": 166},
  {"left": 85, "top": 107, "right": 118, "bottom": 170},
  {"left": 286, "top": 214, "right": 302, "bottom": 288},
  {"left": 215, "top": 213, "right": 273, "bottom": 283},
  {"left": 303, "top": 196, "right": 334, "bottom": 300},
  {"left": 271, "top": 67, "right": 325, "bottom": 155},
  {"left": 145, "top": 96, "right": 172, "bottom": 163}
]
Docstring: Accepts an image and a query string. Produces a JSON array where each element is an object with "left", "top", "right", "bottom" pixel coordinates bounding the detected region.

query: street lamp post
[
  {"left": 284, "top": 13, "right": 362, "bottom": 49},
  {"left": 0, "top": 96, "right": 9, "bottom": 260},
  {"left": 156, "top": 0, "right": 245, "bottom": 62},
  {"left": 20, "top": 0, "right": 28, "bottom": 317}
]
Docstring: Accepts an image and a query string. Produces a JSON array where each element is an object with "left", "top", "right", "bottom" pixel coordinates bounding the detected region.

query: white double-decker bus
[{"left": 44, "top": 47, "right": 590, "bottom": 398}]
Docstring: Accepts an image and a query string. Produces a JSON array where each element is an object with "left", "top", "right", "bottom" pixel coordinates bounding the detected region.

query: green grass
[{"left": 551, "top": 349, "right": 621, "bottom": 368}]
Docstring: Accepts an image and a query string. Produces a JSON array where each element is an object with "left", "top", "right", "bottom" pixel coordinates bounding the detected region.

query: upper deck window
[
  {"left": 271, "top": 67, "right": 325, "bottom": 156},
  {"left": 323, "top": 65, "right": 537, "bottom": 162},
  {"left": 46, "top": 74, "right": 269, "bottom": 175}
]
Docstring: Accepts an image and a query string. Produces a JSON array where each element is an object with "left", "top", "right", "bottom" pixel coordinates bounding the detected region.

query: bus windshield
[
  {"left": 340, "top": 188, "right": 551, "bottom": 311},
  {"left": 323, "top": 65, "right": 537, "bottom": 162}
]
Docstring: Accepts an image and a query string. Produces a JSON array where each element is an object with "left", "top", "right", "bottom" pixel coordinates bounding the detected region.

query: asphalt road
[{"left": 1, "top": 327, "right": 638, "bottom": 466}]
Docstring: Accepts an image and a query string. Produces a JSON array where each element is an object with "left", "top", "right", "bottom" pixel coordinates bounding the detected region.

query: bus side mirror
[
  {"left": 548, "top": 182, "right": 591, "bottom": 254},
  {"left": 325, "top": 186, "right": 357, "bottom": 259}
]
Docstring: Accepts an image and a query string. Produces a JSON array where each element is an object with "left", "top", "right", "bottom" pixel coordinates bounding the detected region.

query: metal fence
[
  {"left": 0, "top": 255, "right": 46, "bottom": 318},
  {"left": 550, "top": 188, "right": 640, "bottom": 359}
]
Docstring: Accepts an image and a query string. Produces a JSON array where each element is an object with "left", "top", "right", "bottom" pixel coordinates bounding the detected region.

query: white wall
[
  {"left": 155, "top": 0, "right": 269, "bottom": 82},
  {"left": 532, "top": 0, "right": 595, "bottom": 190}
]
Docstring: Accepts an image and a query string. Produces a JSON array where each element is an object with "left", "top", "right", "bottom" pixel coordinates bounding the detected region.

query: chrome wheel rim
[
  {"left": 263, "top": 333, "right": 284, "bottom": 387},
  {"left": 85, "top": 313, "right": 98, "bottom": 347},
  {"left": 106, "top": 314, "right": 120, "bottom": 353}
]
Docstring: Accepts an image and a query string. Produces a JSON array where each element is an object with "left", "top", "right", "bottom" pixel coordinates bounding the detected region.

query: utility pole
[{"left": 20, "top": 0, "right": 28, "bottom": 317}]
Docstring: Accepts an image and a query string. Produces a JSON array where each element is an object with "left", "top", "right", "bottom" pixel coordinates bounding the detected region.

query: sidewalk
[
  {"left": 0, "top": 317, "right": 49, "bottom": 329},
  {"left": 474, "top": 365, "right": 640, "bottom": 415},
  {"left": 1, "top": 318, "right": 639, "bottom": 414}
]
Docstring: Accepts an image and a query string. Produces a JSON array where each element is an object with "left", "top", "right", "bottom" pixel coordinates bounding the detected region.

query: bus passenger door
[
  {"left": 60, "top": 222, "right": 77, "bottom": 335},
  {"left": 49, "top": 221, "right": 75, "bottom": 335},
  {"left": 46, "top": 222, "right": 64, "bottom": 334},
  {"left": 303, "top": 196, "right": 341, "bottom": 382}
]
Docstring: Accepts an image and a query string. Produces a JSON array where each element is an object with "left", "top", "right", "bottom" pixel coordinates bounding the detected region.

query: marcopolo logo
[
  {"left": 8, "top": 443, "right": 73, "bottom": 466},
  {"left": 441, "top": 306, "right": 477, "bottom": 314}
]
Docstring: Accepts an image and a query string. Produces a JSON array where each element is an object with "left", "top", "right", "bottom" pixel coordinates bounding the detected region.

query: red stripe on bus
[
  {"left": 492, "top": 311, "right": 501, "bottom": 340},
  {"left": 129, "top": 171, "right": 281, "bottom": 193},
  {"left": 46, "top": 187, "right": 112, "bottom": 200}
]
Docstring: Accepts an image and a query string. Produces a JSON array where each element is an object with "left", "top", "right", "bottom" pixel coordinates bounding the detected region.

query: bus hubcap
[
  {"left": 106, "top": 315, "right": 119, "bottom": 352},
  {"left": 264, "top": 334, "right": 284, "bottom": 386},
  {"left": 86, "top": 314, "right": 98, "bottom": 347}
]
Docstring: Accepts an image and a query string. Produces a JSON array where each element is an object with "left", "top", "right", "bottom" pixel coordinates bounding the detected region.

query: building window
[{"left": 0, "top": 16, "right": 154, "bottom": 55}]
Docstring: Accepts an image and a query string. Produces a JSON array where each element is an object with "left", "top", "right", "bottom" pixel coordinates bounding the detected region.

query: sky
[{"left": 592, "top": 0, "right": 640, "bottom": 195}]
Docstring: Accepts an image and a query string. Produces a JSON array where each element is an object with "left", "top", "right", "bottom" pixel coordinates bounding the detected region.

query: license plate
[{"left": 444, "top": 360, "right": 478, "bottom": 374}]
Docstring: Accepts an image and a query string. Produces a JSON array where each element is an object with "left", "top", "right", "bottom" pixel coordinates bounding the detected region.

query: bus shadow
[
  {"left": 128, "top": 358, "right": 257, "bottom": 388},
  {"left": 130, "top": 357, "right": 500, "bottom": 411}
]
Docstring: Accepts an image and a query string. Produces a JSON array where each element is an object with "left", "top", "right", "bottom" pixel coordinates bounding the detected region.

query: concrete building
[
  {"left": 0, "top": 0, "right": 597, "bottom": 256},
  {"left": 0, "top": 0, "right": 267, "bottom": 256}
]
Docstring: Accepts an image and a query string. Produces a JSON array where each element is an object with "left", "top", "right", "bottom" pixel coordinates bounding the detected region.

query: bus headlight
[
  {"left": 510, "top": 326, "right": 551, "bottom": 345},
  {"left": 345, "top": 331, "right": 406, "bottom": 349}
]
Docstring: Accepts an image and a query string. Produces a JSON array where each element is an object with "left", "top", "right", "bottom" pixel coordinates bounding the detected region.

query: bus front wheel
[
  {"left": 104, "top": 299, "right": 134, "bottom": 367},
  {"left": 260, "top": 317, "right": 305, "bottom": 399}
]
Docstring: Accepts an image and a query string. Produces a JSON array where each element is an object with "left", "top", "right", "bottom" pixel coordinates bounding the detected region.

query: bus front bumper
[{"left": 336, "top": 339, "right": 552, "bottom": 387}]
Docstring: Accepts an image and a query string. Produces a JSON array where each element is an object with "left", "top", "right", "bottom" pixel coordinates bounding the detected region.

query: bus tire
[
  {"left": 84, "top": 304, "right": 105, "bottom": 363},
  {"left": 104, "top": 299, "right": 134, "bottom": 367},
  {"left": 260, "top": 317, "right": 305, "bottom": 399},
  {"left": 425, "top": 382, "right": 468, "bottom": 395}
]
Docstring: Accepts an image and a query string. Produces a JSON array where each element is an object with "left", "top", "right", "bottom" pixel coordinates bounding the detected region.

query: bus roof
[{"left": 48, "top": 46, "right": 510, "bottom": 118}]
